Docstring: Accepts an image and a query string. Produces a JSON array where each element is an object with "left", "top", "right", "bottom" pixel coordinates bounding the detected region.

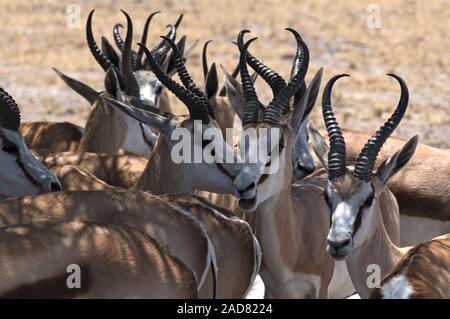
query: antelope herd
[{"left": 0, "top": 8, "right": 448, "bottom": 299}]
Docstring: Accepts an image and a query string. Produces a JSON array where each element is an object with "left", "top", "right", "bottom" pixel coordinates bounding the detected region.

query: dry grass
[{"left": 0, "top": 0, "right": 449, "bottom": 147}]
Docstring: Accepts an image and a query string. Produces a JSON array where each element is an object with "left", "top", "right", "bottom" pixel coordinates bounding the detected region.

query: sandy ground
[{"left": 0, "top": 0, "right": 449, "bottom": 147}]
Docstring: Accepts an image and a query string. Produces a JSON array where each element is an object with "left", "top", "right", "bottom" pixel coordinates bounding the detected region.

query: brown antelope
[
  {"left": 0, "top": 88, "right": 61, "bottom": 198},
  {"left": 0, "top": 41, "right": 261, "bottom": 298},
  {"left": 0, "top": 220, "right": 198, "bottom": 298},
  {"left": 0, "top": 189, "right": 219, "bottom": 298},
  {"left": 317, "top": 128, "right": 450, "bottom": 246},
  {"left": 101, "top": 42, "right": 263, "bottom": 298},
  {"left": 228, "top": 30, "right": 335, "bottom": 298},
  {"left": 310, "top": 73, "right": 450, "bottom": 298},
  {"left": 228, "top": 31, "right": 403, "bottom": 299},
  {"left": 225, "top": 50, "right": 450, "bottom": 246},
  {"left": 21, "top": 10, "right": 185, "bottom": 156}
]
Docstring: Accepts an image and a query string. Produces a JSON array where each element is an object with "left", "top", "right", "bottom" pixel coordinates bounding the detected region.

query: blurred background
[{"left": 0, "top": 0, "right": 448, "bottom": 147}]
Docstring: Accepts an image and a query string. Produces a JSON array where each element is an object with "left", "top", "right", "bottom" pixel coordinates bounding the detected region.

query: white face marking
[
  {"left": 326, "top": 180, "right": 374, "bottom": 257},
  {"left": 135, "top": 72, "right": 162, "bottom": 106},
  {"left": 381, "top": 274, "right": 414, "bottom": 299}
]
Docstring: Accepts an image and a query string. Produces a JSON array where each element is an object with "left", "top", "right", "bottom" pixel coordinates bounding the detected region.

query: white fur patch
[{"left": 381, "top": 274, "right": 414, "bottom": 299}]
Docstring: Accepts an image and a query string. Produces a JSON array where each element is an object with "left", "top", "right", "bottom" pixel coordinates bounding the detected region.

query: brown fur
[
  {"left": 20, "top": 121, "right": 82, "bottom": 153},
  {"left": 50, "top": 165, "right": 118, "bottom": 191},
  {"left": 77, "top": 93, "right": 128, "bottom": 154},
  {"left": 370, "top": 234, "right": 450, "bottom": 299},
  {"left": 38, "top": 152, "right": 147, "bottom": 188},
  {"left": 0, "top": 221, "right": 197, "bottom": 298},
  {"left": 330, "top": 175, "right": 363, "bottom": 199},
  {"left": 0, "top": 190, "right": 215, "bottom": 297},
  {"left": 163, "top": 194, "right": 259, "bottom": 299}
]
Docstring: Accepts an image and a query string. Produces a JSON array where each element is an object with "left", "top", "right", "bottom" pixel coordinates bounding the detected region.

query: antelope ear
[
  {"left": 103, "top": 97, "right": 175, "bottom": 135},
  {"left": 309, "top": 123, "right": 329, "bottom": 170},
  {"left": 291, "top": 68, "right": 323, "bottom": 134},
  {"left": 205, "top": 62, "right": 219, "bottom": 99},
  {"left": 53, "top": 68, "right": 99, "bottom": 105},
  {"left": 223, "top": 71, "right": 245, "bottom": 120},
  {"left": 375, "top": 135, "right": 418, "bottom": 190}
]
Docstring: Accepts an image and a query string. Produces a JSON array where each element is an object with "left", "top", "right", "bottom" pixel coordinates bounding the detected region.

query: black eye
[
  {"left": 323, "top": 192, "right": 331, "bottom": 208},
  {"left": 362, "top": 194, "right": 374, "bottom": 208}
]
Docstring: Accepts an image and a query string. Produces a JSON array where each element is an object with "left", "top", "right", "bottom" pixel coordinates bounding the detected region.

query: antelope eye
[
  {"left": 363, "top": 194, "right": 374, "bottom": 208},
  {"left": 323, "top": 192, "right": 331, "bottom": 207}
]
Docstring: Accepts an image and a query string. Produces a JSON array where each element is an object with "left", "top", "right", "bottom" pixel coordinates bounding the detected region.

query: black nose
[
  {"left": 328, "top": 238, "right": 351, "bottom": 250},
  {"left": 51, "top": 182, "right": 61, "bottom": 192},
  {"left": 297, "top": 162, "right": 315, "bottom": 173}
]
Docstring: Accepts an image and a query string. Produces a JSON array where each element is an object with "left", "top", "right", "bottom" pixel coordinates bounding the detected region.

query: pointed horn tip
[
  {"left": 285, "top": 27, "right": 302, "bottom": 39},
  {"left": 114, "top": 23, "right": 124, "bottom": 29},
  {"left": 52, "top": 67, "right": 62, "bottom": 76}
]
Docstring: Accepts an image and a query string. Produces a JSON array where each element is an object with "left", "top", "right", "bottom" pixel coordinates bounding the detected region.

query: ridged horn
[
  {"left": 139, "top": 43, "right": 210, "bottom": 122},
  {"left": 237, "top": 31, "right": 260, "bottom": 126},
  {"left": 86, "top": 9, "right": 113, "bottom": 71},
  {"left": 354, "top": 74, "right": 409, "bottom": 181},
  {"left": 322, "top": 74, "right": 349, "bottom": 180},
  {"left": 263, "top": 29, "right": 309, "bottom": 126},
  {"left": 121, "top": 10, "right": 140, "bottom": 97},
  {"left": 0, "top": 88, "right": 21, "bottom": 132}
]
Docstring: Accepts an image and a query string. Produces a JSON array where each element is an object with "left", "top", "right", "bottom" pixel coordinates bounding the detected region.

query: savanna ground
[{"left": 0, "top": 0, "right": 449, "bottom": 147}]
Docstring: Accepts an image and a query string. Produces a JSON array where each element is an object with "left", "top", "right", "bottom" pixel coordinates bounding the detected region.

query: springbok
[
  {"left": 0, "top": 40, "right": 259, "bottom": 298},
  {"left": 228, "top": 30, "right": 335, "bottom": 298},
  {"left": 229, "top": 30, "right": 401, "bottom": 299},
  {"left": 0, "top": 189, "right": 219, "bottom": 298},
  {"left": 0, "top": 88, "right": 61, "bottom": 198},
  {"left": 0, "top": 220, "right": 198, "bottom": 298},
  {"left": 317, "top": 128, "right": 450, "bottom": 246},
  {"left": 310, "top": 73, "right": 450, "bottom": 299},
  {"left": 225, "top": 52, "right": 449, "bottom": 242},
  {"left": 21, "top": 10, "right": 185, "bottom": 156},
  {"left": 101, "top": 42, "right": 263, "bottom": 298}
]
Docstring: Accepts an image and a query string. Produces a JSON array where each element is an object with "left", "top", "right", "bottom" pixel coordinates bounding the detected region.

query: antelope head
[
  {"left": 224, "top": 31, "right": 316, "bottom": 181},
  {"left": 104, "top": 40, "right": 243, "bottom": 195},
  {"left": 309, "top": 74, "right": 418, "bottom": 260},
  {"left": 0, "top": 89, "right": 61, "bottom": 197},
  {"left": 231, "top": 29, "right": 322, "bottom": 211},
  {"left": 85, "top": 9, "right": 188, "bottom": 107}
]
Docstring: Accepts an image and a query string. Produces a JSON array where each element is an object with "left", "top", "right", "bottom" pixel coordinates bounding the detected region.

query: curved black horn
[
  {"left": 149, "top": 13, "right": 183, "bottom": 65},
  {"left": 137, "top": 11, "right": 161, "bottom": 61},
  {"left": 287, "top": 28, "right": 308, "bottom": 108},
  {"left": 354, "top": 74, "right": 409, "bottom": 181},
  {"left": 121, "top": 10, "right": 140, "bottom": 97},
  {"left": 86, "top": 10, "right": 113, "bottom": 71},
  {"left": 202, "top": 40, "right": 213, "bottom": 79},
  {"left": 238, "top": 31, "right": 260, "bottom": 126},
  {"left": 113, "top": 22, "right": 141, "bottom": 71},
  {"left": 0, "top": 88, "right": 21, "bottom": 132},
  {"left": 113, "top": 23, "right": 126, "bottom": 51},
  {"left": 162, "top": 36, "right": 215, "bottom": 118},
  {"left": 237, "top": 31, "right": 286, "bottom": 97},
  {"left": 322, "top": 74, "right": 349, "bottom": 180},
  {"left": 263, "top": 30, "right": 309, "bottom": 126},
  {"left": 139, "top": 43, "right": 210, "bottom": 122}
]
